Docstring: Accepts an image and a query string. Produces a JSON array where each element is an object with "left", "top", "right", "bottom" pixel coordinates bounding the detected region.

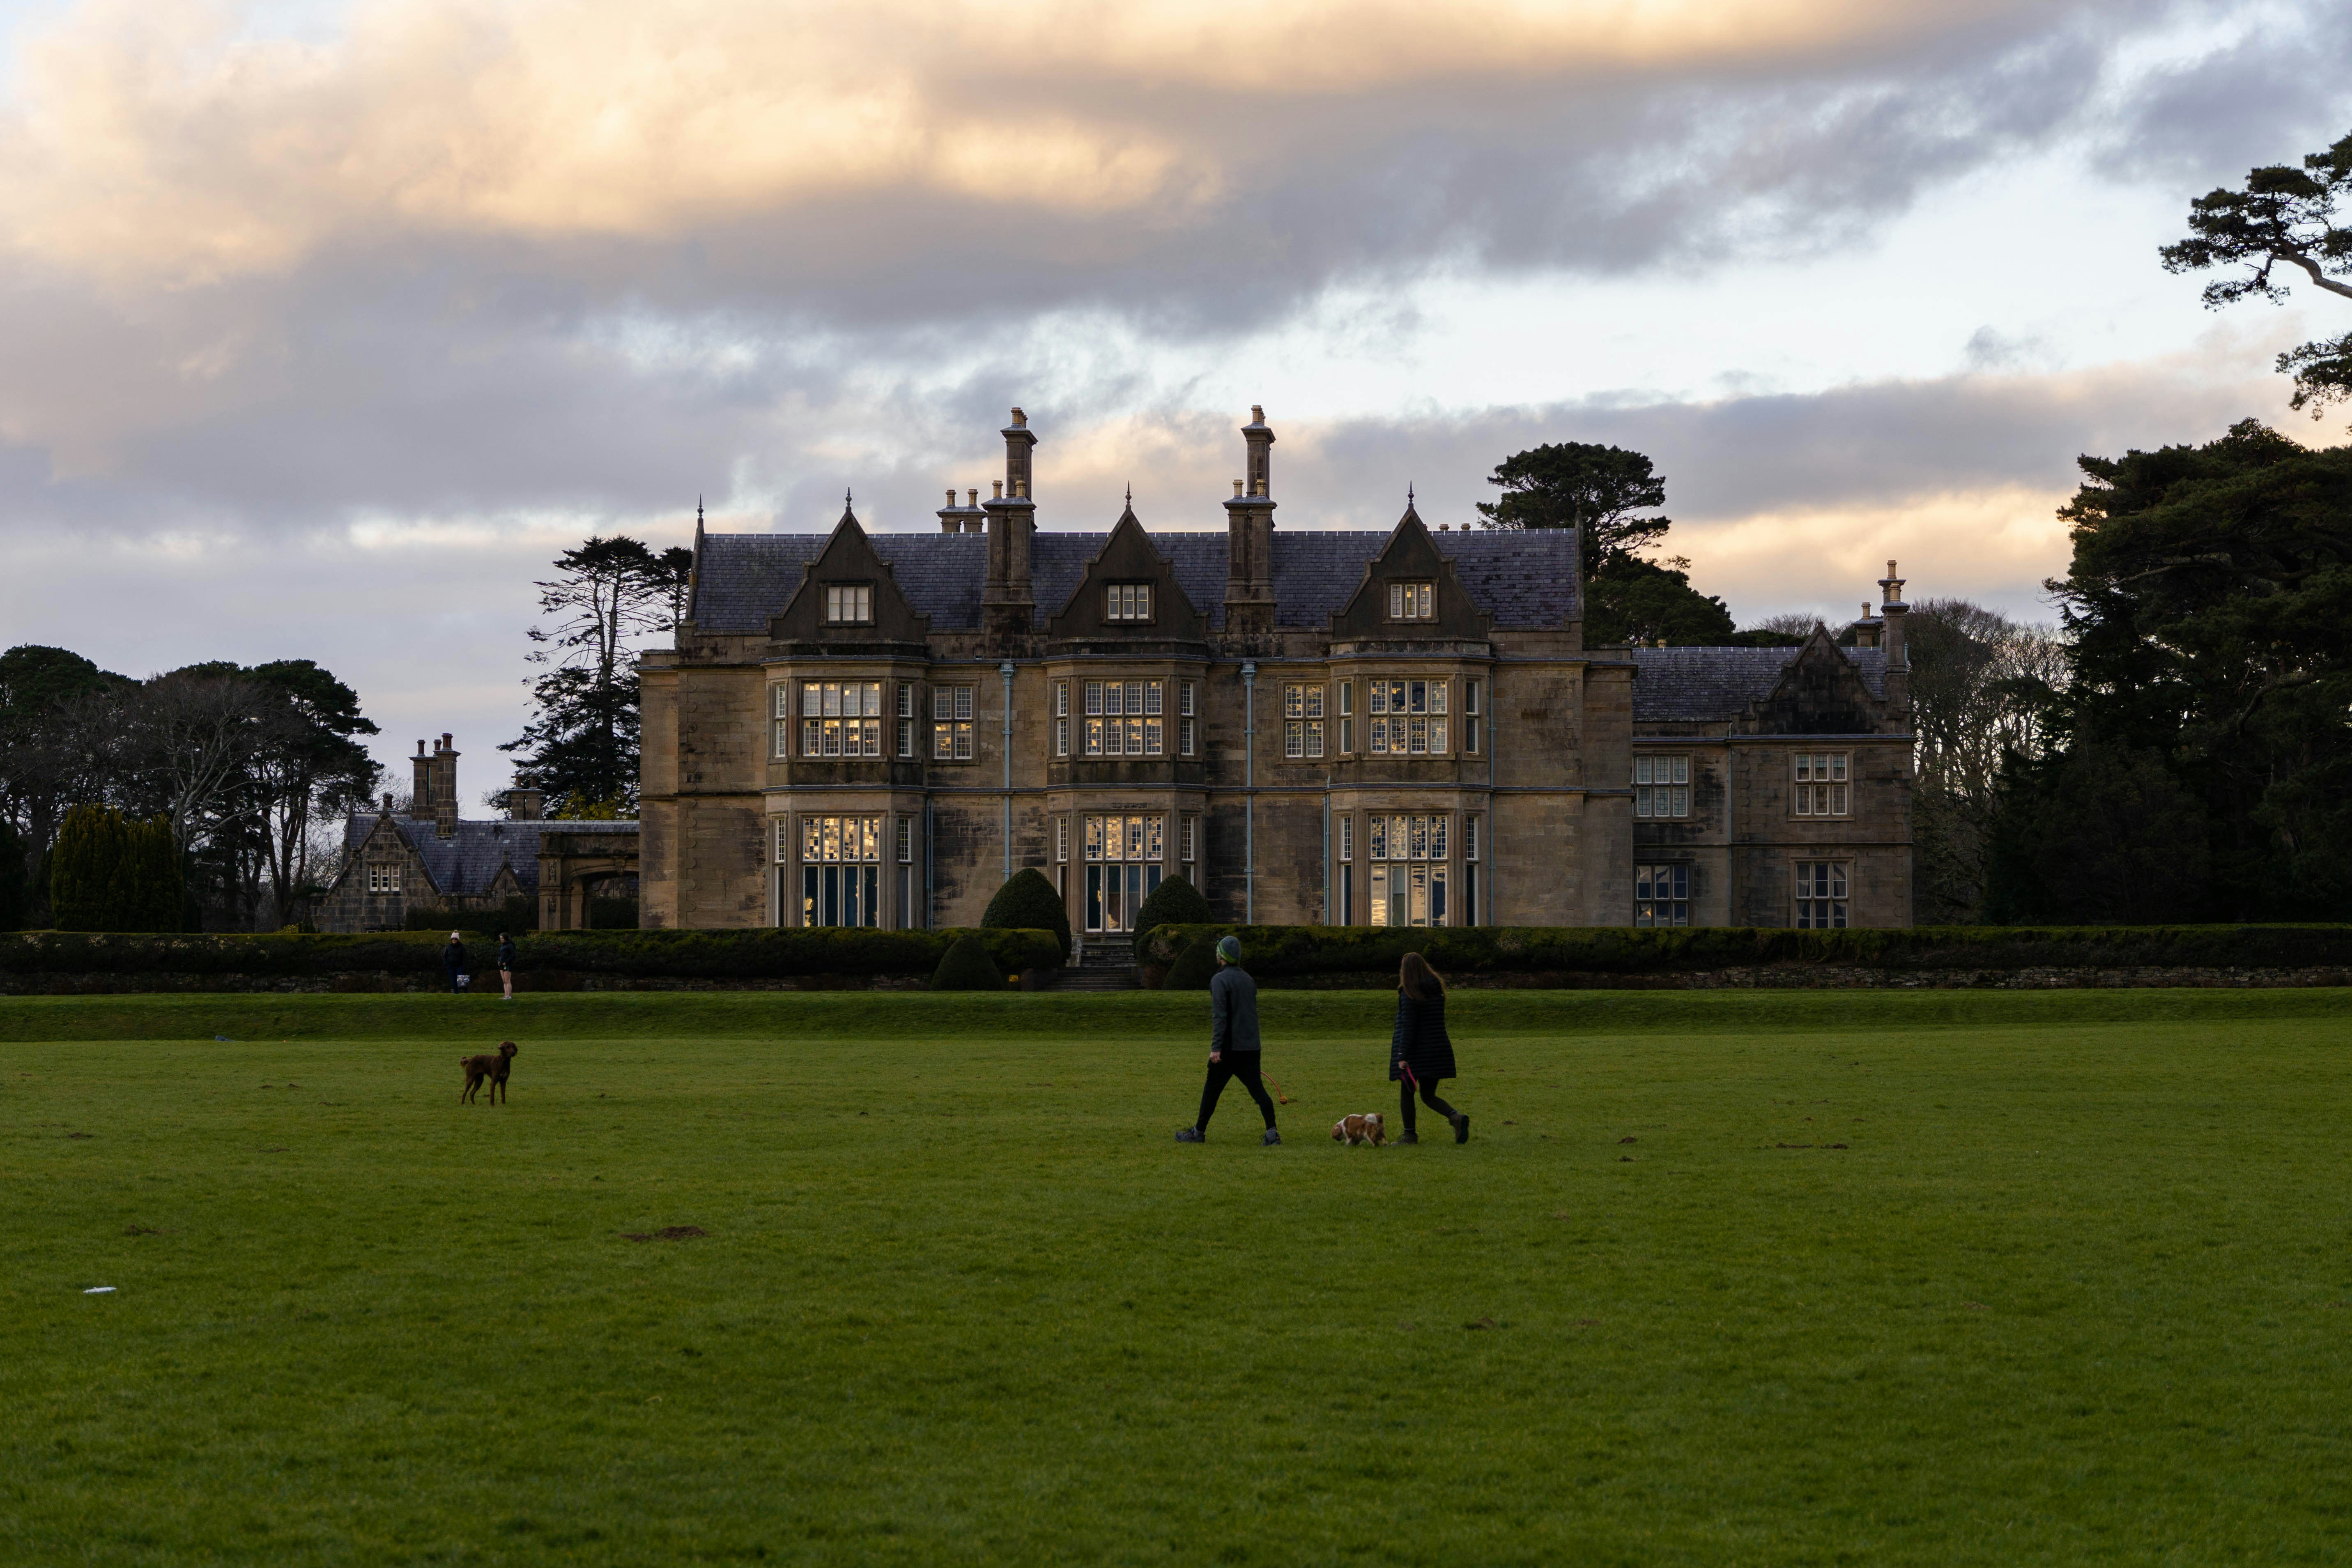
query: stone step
[{"left": 1037, "top": 966, "right": 1142, "bottom": 991}]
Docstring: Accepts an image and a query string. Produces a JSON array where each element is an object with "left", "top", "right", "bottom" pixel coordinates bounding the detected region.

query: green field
[{"left": 5, "top": 989, "right": 2350, "bottom": 1564}]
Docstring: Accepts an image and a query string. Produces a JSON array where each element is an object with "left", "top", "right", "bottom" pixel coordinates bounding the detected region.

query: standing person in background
[
  {"left": 496, "top": 930, "right": 517, "bottom": 1001},
  {"left": 1176, "top": 936, "right": 1281, "bottom": 1146},
  {"left": 1391, "top": 951, "right": 1467, "bottom": 1144},
  {"left": 442, "top": 931, "right": 469, "bottom": 996}
]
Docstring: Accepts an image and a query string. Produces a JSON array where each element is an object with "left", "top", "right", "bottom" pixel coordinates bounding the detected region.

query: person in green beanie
[{"left": 1175, "top": 934, "right": 1279, "bottom": 1146}]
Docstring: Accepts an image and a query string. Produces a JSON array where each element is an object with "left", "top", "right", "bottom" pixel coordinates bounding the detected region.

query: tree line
[{"left": 0, "top": 649, "right": 378, "bottom": 930}]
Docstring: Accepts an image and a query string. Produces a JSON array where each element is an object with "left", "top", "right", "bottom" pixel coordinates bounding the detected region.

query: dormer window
[
  {"left": 824, "top": 584, "right": 873, "bottom": 625},
  {"left": 1106, "top": 583, "right": 1154, "bottom": 622},
  {"left": 1388, "top": 582, "right": 1435, "bottom": 621}
]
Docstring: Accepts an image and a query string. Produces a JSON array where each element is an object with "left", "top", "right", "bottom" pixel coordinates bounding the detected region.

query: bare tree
[
  {"left": 126, "top": 670, "right": 277, "bottom": 853},
  {"left": 1904, "top": 598, "right": 2067, "bottom": 922}
]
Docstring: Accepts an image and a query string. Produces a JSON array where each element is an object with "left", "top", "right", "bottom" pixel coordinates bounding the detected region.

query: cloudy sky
[{"left": 3, "top": 0, "right": 2348, "bottom": 794}]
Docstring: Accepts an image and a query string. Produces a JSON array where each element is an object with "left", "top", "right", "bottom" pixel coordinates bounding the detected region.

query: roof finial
[
  {"left": 1125, "top": 482, "right": 1133, "bottom": 504},
  {"left": 697, "top": 494, "right": 704, "bottom": 526},
  {"left": 844, "top": 486, "right": 853, "bottom": 509},
  {"left": 1407, "top": 483, "right": 1416, "bottom": 506}
]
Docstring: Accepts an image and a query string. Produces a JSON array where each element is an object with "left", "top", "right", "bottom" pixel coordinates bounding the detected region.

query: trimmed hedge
[
  {"left": 0, "top": 926, "right": 1063, "bottom": 983},
  {"left": 1138, "top": 922, "right": 2352, "bottom": 980},
  {"left": 930, "top": 933, "right": 1005, "bottom": 991},
  {"left": 1163, "top": 932, "right": 1221, "bottom": 991},
  {"left": 1132, "top": 874, "right": 1210, "bottom": 956},
  {"left": 982, "top": 868, "right": 1071, "bottom": 956}
]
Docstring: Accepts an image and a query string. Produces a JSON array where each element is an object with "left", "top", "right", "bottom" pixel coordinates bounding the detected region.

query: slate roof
[
  {"left": 338, "top": 815, "right": 639, "bottom": 898},
  {"left": 687, "top": 524, "right": 1582, "bottom": 635},
  {"left": 1630, "top": 646, "right": 1889, "bottom": 723}
]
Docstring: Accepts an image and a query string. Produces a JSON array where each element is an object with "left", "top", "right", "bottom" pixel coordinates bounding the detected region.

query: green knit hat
[{"left": 1216, "top": 935, "right": 1242, "bottom": 963}]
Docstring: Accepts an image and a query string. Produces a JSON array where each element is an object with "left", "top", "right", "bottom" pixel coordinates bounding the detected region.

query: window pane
[
  {"left": 1146, "top": 718, "right": 1162, "bottom": 754},
  {"left": 1085, "top": 816, "right": 1104, "bottom": 860},
  {"left": 956, "top": 687, "right": 974, "bottom": 721},
  {"left": 1306, "top": 720, "right": 1323, "bottom": 758},
  {"left": 1428, "top": 682, "right": 1446, "bottom": 715},
  {"left": 1369, "top": 817, "right": 1387, "bottom": 859},
  {"left": 1429, "top": 815, "right": 1447, "bottom": 860},
  {"left": 1145, "top": 681, "right": 1163, "bottom": 716},
  {"left": 1085, "top": 681, "right": 1103, "bottom": 716}
]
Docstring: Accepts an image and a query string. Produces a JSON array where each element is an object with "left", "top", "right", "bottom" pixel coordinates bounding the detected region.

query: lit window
[
  {"left": 366, "top": 863, "right": 401, "bottom": 894},
  {"left": 1635, "top": 756, "right": 1691, "bottom": 818},
  {"left": 1106, "top": 583, "right": 1154, "bottom": 621},
  {"left": 1387, "top": 581, "right": 1435, "bottom": 620},
  {"left": 1081, "top": 680, "right": 1163, "bottom": 756},
  {"left": 1366, "top": 813, "right": 1449, "bottom": 927},
  {"left": 1283, "top": 683, "right": 1325, "bottom": 759},
  {"left": 797, "top": 815, "right": 883, "bottom": 928},
  {"left": 823, "top": 584, "right": 873, "bottom": 625},
  {"left": 932, "top": 685, "right": 976, "bottom": 761},
  {"left": 1794, "top": 861, "right": 1848, "bottom": 928},
  {"left": 1635, "top": 863, "right": 1689, "bottom": 927},
  {"left": 1792, "top": 753, "right": 1851, "bottom": 816},
  {"left": 800, "top": 681, "right": 883, "bottom": 758}
]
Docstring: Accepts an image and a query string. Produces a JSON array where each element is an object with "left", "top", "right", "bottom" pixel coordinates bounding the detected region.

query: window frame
[
  {"left": 1791, "top": 751, "right": 1852, "bottom": 818},
  {"left": 1386, "top": 580, "right": 1436, "bottom": 621},
  {"left": 1104, "top": 582, "right": 1156, "bottom": 623},
  {"left": 1793, "top": 860, "right": 1850, "bottom": 928},
  {"left": 822, "top": 583, "right": 875, "bottom": 626},
  {"left": 1634, "top": 754, "right": 1692, "bottom": 818}
]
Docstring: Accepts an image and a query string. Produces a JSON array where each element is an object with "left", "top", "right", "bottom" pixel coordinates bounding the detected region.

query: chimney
[
  {"left": 506, "top": 787, "right": 545, "bottom": 821},
  {"left": 1878, "top": 559, "right": 1910, "bottom": 718},
  {"left": 939, "top": 488, "right": 961, "bottom": 534},
  {"left": 1224, "top": 406, "right": 1278, "bottom": 636},
  {"left": 982, "top": 409, "right": 1037, "bottom": 642},
  {"left": 432, "top": 733, "right": 460, "bottom": 839},
  {"left": 409, "top": 740, "right": 433, "bottom": 821}
]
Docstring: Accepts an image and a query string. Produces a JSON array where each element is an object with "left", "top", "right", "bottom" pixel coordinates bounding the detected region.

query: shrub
[
  {"left": 0, "top": 926, "right": 1063, "bottom": 983},
  {"left": 982, "top": 868, "right": 1070, "bottom": 956},
  {"left": 1132, "top": 874, "right": 1210, "bottom": 956},
  {"left": 1136, "top": 922, "right": 2352, "bottom": 981},
  {"left": 1163, "top": 931, "right": 1228, "bottom": 991},
  {"left": 50, "top": 807, "right": 181, "bottom": 932},
  {"left": 930, "top": 933, "right": 1004, "bottom": 991}
]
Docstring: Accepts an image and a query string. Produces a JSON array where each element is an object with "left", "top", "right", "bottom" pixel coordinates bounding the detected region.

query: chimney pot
[
  {"left": 1233, "top": 480, "right": 1244, "bottom": 497},
  {"left": 1251, "top": 404, "right": 1264, "bottom": 423},
  {"left": 1010, "top": 407, "right": 1027, "bottom": 427},
  {"left": 993, "top": 480, "right": 1004, "bottom": 499},
  {"left": 967, "top": 488, "right": 978, "bottom": 507},
  {"left": 945, "top": 489, "right": 956, "bottom": 505}
]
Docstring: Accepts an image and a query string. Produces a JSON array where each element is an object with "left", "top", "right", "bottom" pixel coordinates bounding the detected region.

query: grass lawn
[{"left": 5, "top": 988, "right": 2351, "bottom": 1565}]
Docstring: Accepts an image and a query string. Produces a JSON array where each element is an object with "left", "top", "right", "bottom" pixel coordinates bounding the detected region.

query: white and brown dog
[{"left": 1331, "top": 1112, "right": 1388, "bottom": 1147}]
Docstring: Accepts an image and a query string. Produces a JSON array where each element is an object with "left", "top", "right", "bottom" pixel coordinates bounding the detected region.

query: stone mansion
[{"left": 639, "top": 409, "right": 1915, "bottom": 934}]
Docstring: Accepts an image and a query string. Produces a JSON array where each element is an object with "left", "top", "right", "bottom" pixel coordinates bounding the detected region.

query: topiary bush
[
  {"left": 1162, "top": 931, "right": 1228, "bottom": 991},
  {"left": 1132, "top": 874, "right": 1210, "bottom": 956},
  {"left": 982, "top": 867, "right": 1070, "bottom": 956},
  {"left": 930, "top": 933, "right": 1005, "bottom": 991}
]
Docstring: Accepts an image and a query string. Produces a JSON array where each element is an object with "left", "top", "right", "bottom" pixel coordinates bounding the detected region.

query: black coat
[
  {"left": 442, "top": 941, "right": 467, "bottom": 976},
  {"left": 1389, "top": 989, "right": 1457, "bottom": 1083}
]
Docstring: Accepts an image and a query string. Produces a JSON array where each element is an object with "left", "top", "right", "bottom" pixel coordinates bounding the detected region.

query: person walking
[
  {"left": 1176, "top": 935, "right": 1281, "bottom": 1146},
  {"left": 1391, "top": 951, "right": 1467, "bottom": 1144},
  {"left": 441, "top": 931, "right": 469, "bottom": 996},
  {"left": 496, "top": 930, "right": 518, "bottom": 1001}
]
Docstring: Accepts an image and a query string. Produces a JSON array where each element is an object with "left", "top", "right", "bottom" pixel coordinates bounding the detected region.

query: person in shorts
[{"left": 496, "top": 930, "right": 517, "bottom": 1000}]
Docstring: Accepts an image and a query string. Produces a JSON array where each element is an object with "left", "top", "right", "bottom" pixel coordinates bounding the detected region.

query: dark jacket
[
  {"left": 496, "top": 939, "right": 517, "bottom": 971},
  {"left": 1209, "top": 965, "right": 1262, "bottom": 1055},
  {"left": 1389, "top": 988, "right": 1457, "bottom": 1082},
  {"left": 442, "top": 940, "right": 467, "bottom": 977}
]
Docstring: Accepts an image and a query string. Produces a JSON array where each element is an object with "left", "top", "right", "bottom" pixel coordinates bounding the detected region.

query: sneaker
[
  {"left": 1262, "top": 1128, "right": 1282, "bottom": 1146},
  {"left": 1398, "top": 1130, "right": 1419, "bottom": 1145},
  {"left": 1453, "top": 1113, "right": 1471, "bottom": 1145},
  {"left": 1175, "top": 1127, "right": 1205, "bottom": 1143}
]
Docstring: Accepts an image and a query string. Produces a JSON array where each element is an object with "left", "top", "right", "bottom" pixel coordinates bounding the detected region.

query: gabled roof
[
  {"left": 336, "top": 815, "right": 639, "bottom": 898},
  {"left": 1630, "top": 645, "right": 1890, "bottom": 723},
  {"left": 687, "top": 524, "right": 1582, "bottom": 634}
]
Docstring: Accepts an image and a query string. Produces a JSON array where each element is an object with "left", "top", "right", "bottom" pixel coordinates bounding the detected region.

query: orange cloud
[{"left": 0, "top": 0, "right": 2037, "bottom": 283}]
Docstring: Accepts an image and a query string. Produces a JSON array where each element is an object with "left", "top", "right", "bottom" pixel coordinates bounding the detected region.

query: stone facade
[
  {"left": 314, "top": 733, "right": 641, "bottom": 933},
  {"left": 640, "top": 409, "right": 1915, "bottom": 934}
]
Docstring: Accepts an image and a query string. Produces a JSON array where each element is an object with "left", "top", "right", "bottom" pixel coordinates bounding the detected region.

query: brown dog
[
  {"left": 461, "top": 1041, "right": 517, "bottom": 1104},
  {"left": 1331, "top": 1111, "right": 1387, "bottom": 1147}
]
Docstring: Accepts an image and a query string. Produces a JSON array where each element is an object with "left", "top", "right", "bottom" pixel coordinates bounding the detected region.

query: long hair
[{"left": 1399, "top": 950, "right": 1445, "bottom": 1001}]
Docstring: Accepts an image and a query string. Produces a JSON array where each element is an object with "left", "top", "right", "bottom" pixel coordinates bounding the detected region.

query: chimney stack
[
  {"left": 982, "top": 409, "right": 1037, "bottom": 642},
  {"left": 432, "top": 734, "right": 460, "bottom": 839},
  {"left": 506, "top": 787, "right": 545, "bottom": 821},
  {"left": 1878, "top": 559, "right": 1910, "bottom": 719},
  {"left": 409, "top": 740, "right": 433, "bottom": 821},
  {"left": 1224, "top": 406, "right": 1278, "bottom": 636}
]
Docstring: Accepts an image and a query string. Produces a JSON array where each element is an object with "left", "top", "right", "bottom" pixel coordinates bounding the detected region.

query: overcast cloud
[{"left": 2, "top": 0, "right": 2348, "bottom": 788}]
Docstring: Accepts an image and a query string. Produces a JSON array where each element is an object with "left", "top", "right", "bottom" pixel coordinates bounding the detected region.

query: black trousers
[
  {"left": 1398, "top": 1073, "right": 1458, "bottom": 1135},
  {"left": 1196, "top": 1053, "right": 1278, "bottom": 1132}
]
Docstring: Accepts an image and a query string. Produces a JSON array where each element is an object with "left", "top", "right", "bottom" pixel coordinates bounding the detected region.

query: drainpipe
[
  {"left": 1242, "top": 660, "right": 1257, "bottom": 923},
  {"left": 1724, "top": 723, "right": 1735, "bottom": 927},
  {"left": 1322, "top": 787, "right": 1331, "bottom": 927},
  {"left": 1486, "top": 667, "right": 1498, "bottom": 926},
  {"left": 924, "top": 797, "right": 935, "bottom": 931},
  {"left": 1000, "top": 660, "right": 1016, "bottom": 886}
]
